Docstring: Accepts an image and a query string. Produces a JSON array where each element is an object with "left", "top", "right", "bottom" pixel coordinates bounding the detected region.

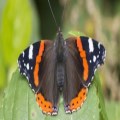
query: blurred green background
[{"left": 0, "top": 0, "right": 120, "bottom": 119}]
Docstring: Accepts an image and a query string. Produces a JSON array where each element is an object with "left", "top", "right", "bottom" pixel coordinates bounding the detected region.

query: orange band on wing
[
  {"left": 34, "top": 41, "right": 44, "bottom": 86},
  {"left": 69, "top": 87, "right": 87, "bottom": 110},
  {"left": 77, "top": 37, "right": 89, "bottom": 81},
  {"left": 36, "top": 93, "right": 53, "bottom": 113}
]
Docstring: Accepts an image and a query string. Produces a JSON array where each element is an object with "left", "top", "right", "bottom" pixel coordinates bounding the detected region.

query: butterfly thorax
[{"left": 55, "top": 28, "right": 65, "bottom": 62}]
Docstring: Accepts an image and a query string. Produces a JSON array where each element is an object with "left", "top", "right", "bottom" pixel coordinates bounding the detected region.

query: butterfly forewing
[
  {"left": 18, "top": 41, "right": 41, "bottom": 92},
  {"left": 79, "top": 36, "right": 106, "bottom": 86}
]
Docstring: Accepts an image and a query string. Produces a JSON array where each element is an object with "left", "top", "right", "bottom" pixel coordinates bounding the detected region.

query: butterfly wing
[
  {"left": 63, "top": 36, "right": 106, "bottom": 113},
  {"left": 18, "top": 40, "right": 59, "bottom": 115},
  {"left": 76, "top": 36, "right": 106, "bottom": 86}
]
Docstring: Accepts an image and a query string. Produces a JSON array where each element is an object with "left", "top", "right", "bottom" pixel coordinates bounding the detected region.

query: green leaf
[
  {"left": 0, "top": 0, "right": 32, "bottom": 66},
  {"left": 94, "top": 72, "right": 108, "bottom": 120},
  {"left": 0, "top": 59, "right": 6, "bottom": 88},
  {"left": 0, "top": 69, "right": 101, "bottom": 120},
  {"left": 0, "top": 0, "right": 33, "bottom": 89},
  {"left": 68, "top": 31, "right": 86, "bottom": 36}
]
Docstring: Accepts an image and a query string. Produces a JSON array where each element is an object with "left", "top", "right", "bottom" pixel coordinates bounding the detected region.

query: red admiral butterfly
[{"left": 17, "top": 28, "right": 106, "bottom": 115}]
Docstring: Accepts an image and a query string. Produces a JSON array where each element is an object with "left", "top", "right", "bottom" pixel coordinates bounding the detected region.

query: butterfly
[{"left": 17, "top": 28, "right": 106, "bottom": 115}]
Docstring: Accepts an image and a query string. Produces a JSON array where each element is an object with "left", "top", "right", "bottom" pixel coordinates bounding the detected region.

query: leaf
[
  {"left": 0, "top": 69, "right": 101, "bottom": 120},
  {"left": 94, "top": 72, "right": 108, "bottom": 120},
  {"left": 0, "top": 0, "right": 32, "bottom": 66},
  {"left": 68, "top": 31, "right": 86, "bottom": 36},
  {"left": 0, "top": 0, "right": 33, "bottom": 89},
  {"left": 0, "top": 59, "right": 6, "bottom": 88}
]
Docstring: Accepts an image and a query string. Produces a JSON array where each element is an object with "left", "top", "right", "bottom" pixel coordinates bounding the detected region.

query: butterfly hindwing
[{"left": 18, "top": 40, "right": 60, "bottom": 115}]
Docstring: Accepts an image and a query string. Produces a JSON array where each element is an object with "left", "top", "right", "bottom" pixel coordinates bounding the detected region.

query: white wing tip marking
[
  {"left": 88, "top": 38, "right": 94, "bottom": 52},
  {"left": 29, "top": 45, "right": 33, "bottom": 59}
]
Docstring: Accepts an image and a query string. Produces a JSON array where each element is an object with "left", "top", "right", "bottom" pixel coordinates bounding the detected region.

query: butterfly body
[{"left": 18, "top": 28, "right": 106, "bottom": 115}]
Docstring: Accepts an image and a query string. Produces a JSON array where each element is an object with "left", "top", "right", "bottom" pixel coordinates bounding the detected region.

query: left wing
[{"left": 18, "top": 40, "right": 60, "bottom": 115}]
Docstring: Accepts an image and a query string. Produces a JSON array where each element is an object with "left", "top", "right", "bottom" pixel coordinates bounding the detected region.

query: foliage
[
  {"left": 0, "top": 0, "right": 32, "bottom": 88},
  {"left": 0, "top": 69, "right": 107, "bottom": 120}
]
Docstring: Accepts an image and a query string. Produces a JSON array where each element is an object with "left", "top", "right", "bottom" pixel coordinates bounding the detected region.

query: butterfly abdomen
[{"left": 56, "top": 63, "right": 65, "bottom": 91}]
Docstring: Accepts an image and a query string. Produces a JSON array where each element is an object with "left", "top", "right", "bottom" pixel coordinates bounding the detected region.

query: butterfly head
[{"left": 54, "top": 27, "right": 65, "bottom": 61}]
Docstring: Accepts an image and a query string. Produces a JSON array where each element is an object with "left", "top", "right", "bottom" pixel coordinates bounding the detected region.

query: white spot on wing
[
  {"left": 52, "top": 112, "right": 58, "bottom": 116},
  {"left": 90, "top": 60, "right": 92, "bottom": 63},
  {"left": 24, "top": 63, "right": 26, "bottom": 67},
  {"left": 93, "top": 56, "right": 96, "bottom": 62},
  {"left": 32, "top": 89, "right": 35, "bottom": 92},
  {"left": 66, "top": 110, "right": 71, "bottom": 114},
  {"left": 22, "top": 52, "right": 25, "bottom": 57},
  {"left": 97, "top": 55, "right": 99, "bottom": 58},
  {"left": 97, "top": 64, "right": 100, "bottom": 67},
  {"left": 26, "top": 63, "right": 29, "bottom": 70},
  {"left": 94, "top": 68, "right": 97, "bottom": 74},
  {"left": 29, "top": 45, "right": 33, "bottom": 59},
  {"left": 88, "top": 83, "right": 91, "bottom": 86},
  {"left": 23, "top": 73, "right": 25, "bottom": 75},
  {"left": 88, "top": 38, "right": 94, "bottom": 52},
  {"left": 98, "top": 43, "right": 101, "bottom": 49},
  {"left": 26, "top": 76, "right": 29, "bottom": 80}
]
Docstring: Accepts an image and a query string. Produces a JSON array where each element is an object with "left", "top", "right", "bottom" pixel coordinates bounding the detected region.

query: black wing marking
[
  {"left": 79, "top": 36, "right": 106, "bottom": 86},
  {"left": 18, "top": 41, "right": 41, "bottom": 92}
]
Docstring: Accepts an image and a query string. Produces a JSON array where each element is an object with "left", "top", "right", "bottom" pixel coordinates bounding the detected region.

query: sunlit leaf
[
  {"left": 0, "top": 0, "right": 34, "bottom": 89},
  {"left": 68, "top": 30, "right": 86, "bottom": 36},
  {"left": 0, "top": 0, "right": 32, "bottom": 66}
]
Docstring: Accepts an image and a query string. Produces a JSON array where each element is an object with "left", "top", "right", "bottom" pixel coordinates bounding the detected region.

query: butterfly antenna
[{"left": 48, "top": 0, "right": 59, "bottom": 28}]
